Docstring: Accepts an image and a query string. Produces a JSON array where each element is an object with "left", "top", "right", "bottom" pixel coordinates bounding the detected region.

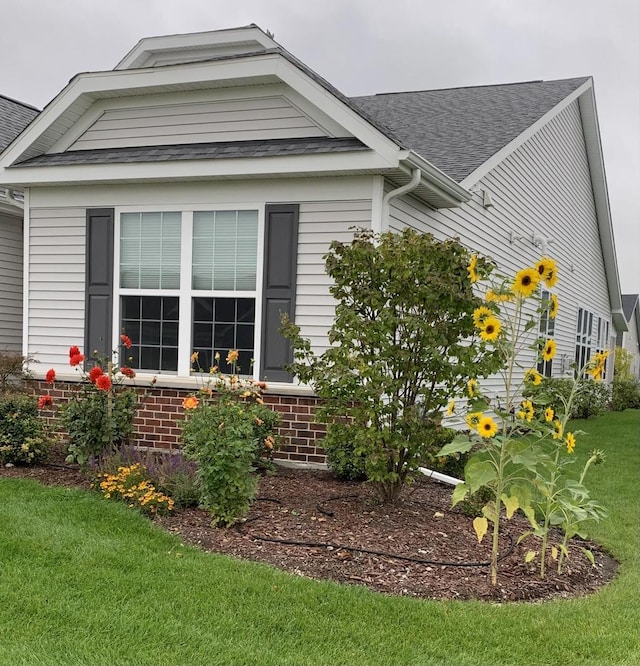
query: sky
[{"left": 2, "top": 0, "right": 638, "bottom": 293}]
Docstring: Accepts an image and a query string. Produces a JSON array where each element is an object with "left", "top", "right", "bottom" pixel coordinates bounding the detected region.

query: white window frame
[
  {"left": 537, "top": 289, "right": 556, "bottom": 378},
  {"left": 112, "top": 203, "right": 265, "bottom": 379},
  {"left": 574, "top": 307, "right": 611, "bottom": 379}
]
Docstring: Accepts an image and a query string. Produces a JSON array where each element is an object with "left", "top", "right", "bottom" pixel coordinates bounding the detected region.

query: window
[
  {"left": 537, "top": 290, "right": 555, "bottom": 377},
  {"left": 575, "top": 308, "right": 610, "bottom": 378},
  {"left": 117, "top": 208, "right": 260, "bottom": 376}
]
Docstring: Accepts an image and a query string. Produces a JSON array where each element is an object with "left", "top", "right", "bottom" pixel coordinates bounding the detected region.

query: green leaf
[
  {"left": 481, "top": 501, "right": 498, "bottom": 523},
  {"left": 451, "top": 482, "right": 469, "bottom": 507},
  {"left": 473, "top": 516, "right": 488, "bottom": 543},
  {"left": 521, "top": 505, "right": 539, "bottom": 530},
  {"left": 581, "top": 548, "right": 596, "bottom": 567},
  {"left": 525, "top": 550, "right": 537, "bottom": 563},
  {"left": 516, "top": 531, "right": 533, "bottom": 546},
  {"left": 465, "top": 458, "right": 497, "bottom": 493},
  {"left": 468, "top": 398, "right": 490, "bottom": 412},
  {"left": 500, "top": 493, "right": 519, "bottom": 519},
  {"left": 437, "top": 434, "right": 474, "bottom": 457}
]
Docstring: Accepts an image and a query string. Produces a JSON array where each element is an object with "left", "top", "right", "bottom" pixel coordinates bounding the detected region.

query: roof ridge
[{"left": 0, "top": 93, "right": 40, "bottom": 113}]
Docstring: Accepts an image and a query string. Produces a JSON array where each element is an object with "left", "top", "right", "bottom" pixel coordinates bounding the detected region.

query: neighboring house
[
  {"left": 616, "top": 295, "right": 640, "bottom": 380},
  {"left": 0, "top": 25, "right": 627, "bottom": 462},
  {"left": 0, "top": 94, "right": 39, "bottom": 352}
]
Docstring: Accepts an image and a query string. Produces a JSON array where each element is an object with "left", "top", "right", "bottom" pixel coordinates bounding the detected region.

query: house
[
  {"left": 0, "top": 94, "right": 39, "bottom": 352},
  {"left": 0, "top": 25, "right": 627, "bottom": 463},
  {"left": 617, "top": 295, "right": 640, "bottom": 380}
]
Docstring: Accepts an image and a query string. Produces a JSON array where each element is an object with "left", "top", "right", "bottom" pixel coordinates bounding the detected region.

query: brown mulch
[{"left": 1, "top": 459, "right": 618, "bottom": 602}]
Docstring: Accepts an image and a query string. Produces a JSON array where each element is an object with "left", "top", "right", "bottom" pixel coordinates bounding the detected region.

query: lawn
[{"left": 0, "top": 409, "right": 638, "bottom": 666}]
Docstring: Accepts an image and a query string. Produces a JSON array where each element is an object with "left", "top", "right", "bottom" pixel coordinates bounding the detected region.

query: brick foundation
[{"left": 32, "top": 380, "right": 328, "bottom": 465}]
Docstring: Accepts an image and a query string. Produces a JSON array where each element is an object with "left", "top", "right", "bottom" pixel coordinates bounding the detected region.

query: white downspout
[{"left": 380, "top": 167, "right": 422, "bottom": 232}]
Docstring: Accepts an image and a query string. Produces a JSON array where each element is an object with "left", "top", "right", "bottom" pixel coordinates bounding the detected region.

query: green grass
[{"left": 0, "top": 410, "right": 638, "bottom": 666}]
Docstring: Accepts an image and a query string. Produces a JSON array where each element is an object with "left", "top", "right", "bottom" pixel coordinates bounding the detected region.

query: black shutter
[
  {"left": 260, "top": 204, "right": 299, "bottom": 382},
  {"left": 85, "top": 208, "right": 114, "bottom": 362}
]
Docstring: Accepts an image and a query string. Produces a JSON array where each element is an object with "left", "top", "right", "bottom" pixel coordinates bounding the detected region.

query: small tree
[{"left": 283, "top": 228, "right": 501, "bottom": 502}]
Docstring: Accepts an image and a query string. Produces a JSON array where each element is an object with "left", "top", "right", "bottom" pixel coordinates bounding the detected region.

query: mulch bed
[{"left": 1, "top": 460, "right": 618, "bottom": 602}]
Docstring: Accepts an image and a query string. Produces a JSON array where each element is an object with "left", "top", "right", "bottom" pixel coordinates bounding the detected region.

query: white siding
[
  {"left": 70, "top": 96, "right": 326, "bottom": 151},
  {"left": 297, "top": 200, "right": 372, "bottom": 354},
  {"left": 0, "top": 213, "right": 23, "bottom": 351},
  {"left": 621, "top": 318, "right": 640, "bottom": 380},
  {"left": 389, "top": 100, "right": 613, "bottom": 394},
  {"left": 28, "top": 208, "right": 85, "bottom": 365}
]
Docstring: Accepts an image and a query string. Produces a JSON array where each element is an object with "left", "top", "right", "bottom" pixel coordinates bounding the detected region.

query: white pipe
[
  {"left": 418, "top": 466, "right": 463, "bottom": 486},
  {"left": 381, "top": 167, "right": 421, "bottom": 231}
]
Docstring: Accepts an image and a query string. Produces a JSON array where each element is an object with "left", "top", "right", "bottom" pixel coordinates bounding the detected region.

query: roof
[
  {"left": 16, "top": 137, "right": 368, "bottom": 167},
  {"left": 0, "top": 94, "right": 39, "bottom": 153},
  {"left": 350, "top": 78, "right": 590, "bottom": 182},
  {"left": 621, "top": 294, "right": 639, "bottom": 321}
]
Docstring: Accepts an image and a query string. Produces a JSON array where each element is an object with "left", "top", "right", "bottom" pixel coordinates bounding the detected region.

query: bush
[
  {"left": 0, "top": 394, "right": 48, "bottom": 465},
  {"left": 610, "top": 380, "right": 640, "bottom": 411},
  {"left": 0, "top": 351, "right": 33, "bottom": 394},
  {"left": 324, "top": 423, "right": 367, "bottom": 481},
  {"left": 525, "top": 377, "right": 610, "bottom": 419}
]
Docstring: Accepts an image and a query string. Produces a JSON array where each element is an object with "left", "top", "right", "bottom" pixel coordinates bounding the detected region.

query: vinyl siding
[
  {"left": 28, "top": 208, "right": 85, "bottom": 365},
  {"left": 0, "top": 213, "right": 23, "bottom": 351},
  {"left": 69, "top": 96, "right": 326, "bottom": 151},
  {"left": 389, "top": 100, "right": 612, "bottom": 394}
]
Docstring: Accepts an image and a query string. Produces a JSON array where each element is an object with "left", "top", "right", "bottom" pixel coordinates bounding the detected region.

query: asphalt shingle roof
[
  {"left": 0, "top": 94, "right": 39, "bottom": 153},
  {"left": 16, "top": 136, "right": 368, "bottom": 167},
  {"left": 350, "top": 78, "right": 589, "bottom": 182},
  {"left": 621, "top": 294, "right": 639, "bottom": 321}
]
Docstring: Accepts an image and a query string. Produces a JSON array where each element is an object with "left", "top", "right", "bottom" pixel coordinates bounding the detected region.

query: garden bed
[{"left": 0, "top": 459, "right": 617, "bottom": 602}]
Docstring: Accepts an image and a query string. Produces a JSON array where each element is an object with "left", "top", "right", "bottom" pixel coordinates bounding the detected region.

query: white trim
[
  {"left": 370, "top": 175, "right": 385, "bottom": 234},
  {"left": 21, "top": 187, "right": 30, "bottom": 358}
]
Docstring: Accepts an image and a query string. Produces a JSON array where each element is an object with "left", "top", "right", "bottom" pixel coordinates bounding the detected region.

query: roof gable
[{"left": 0, "top": 94, "right": 39, "bottom": 153}]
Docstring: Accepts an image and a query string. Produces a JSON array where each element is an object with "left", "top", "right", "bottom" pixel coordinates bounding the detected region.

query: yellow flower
[
  {"left": 226, "top": 349, "right": 239, "bottom": 364},
  {"left": 473, "top": 306, "right": 493, "bottom": 328},
  {"left": 209, "top": 366, "right": 219, "bottom": 374},
  {"left": 264, "top": 435, "right": 275, "bottom": 450},
  {"left": 517, "top": 400, "right": 535, "bottom": 422},
  {"left": 479, "top": 316, "right": 501, "bottom": 342},
  {"left": 190, "top": 351, "right": 199, "bottom": 364},
  {"left": 478, "top": 416, "right": 498, "bottom": 438},
  {"left": 467, "top": 378, "right": 480, "bottom": 398},
  {"left": 446, "top": 399, "right": 455, "bottom": 417},
  {"left": 548, "top": 293, "right": 559, "bottom": 319},
  {"left": 535, "top": 257, "right": 558, "bottom": 287},
  {"left": 468, "top": 253, "right": 479, "bottom": 283},
  {"left": 565, "top": 432, "right": 576, "bottom": 454},
  {"left": 182, "top": 395, "right": 199, "bottom": 410},
  {"left": 586, "top": 350, "right": 609, "bottom": 381},
  {"left": 465, "top": 412, "right": 483, "bottom": 430},
  {"left": 486, "top": 289, "right": 513, "bottom": 303},
  {"left": 511, "top": 267, "right": 540, "bottom": 298},
  {"left": 524, "top": 368, "right": 542, "bottom": 385},
  {"left": 552, "top": 419, "right": 564, "bottom": 440},
  {"left": 544, "top": 407, "right": 554, "bottom": 422},
  {"left": 542, "top": 339, "right": 557, "bottom": 362}
]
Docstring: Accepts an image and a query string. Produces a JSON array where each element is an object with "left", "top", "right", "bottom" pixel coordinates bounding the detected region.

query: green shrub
[
  {"left": 525, "top": 376, "right": 610, "bottom": 419},
  {"left": 0, "top": 351, "right": 33, "bottom": 394},
  {"left": 610, "top": 379, "right": 640, "bottom": 411},
  {"left": 324, "top": 423, "right": 367, "bottom": 481},
  {"left": 0, "top": 394, "right": 48, "bottom": 465},
  {"left": 614, "top": 346, "right": 634, "bottom": 381}
]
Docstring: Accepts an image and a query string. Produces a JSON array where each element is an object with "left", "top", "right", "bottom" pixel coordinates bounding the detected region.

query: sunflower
[
  {"left": 465, "top": 412, "right": 483, "bottom": 430},
  {"left": 535, "top": 257, "right": 558, "bottom": 287},
  {"left": 467, "top": 254, "right": 479, "bottom": 283},
  {"left": 544, "top": 407, "right": 555, "bottom": 422},
  {"left": 486, "top": 289, "right": 513, "bottom": 303},
  {"left": 565, "top": 432, "right": 576, "bottom": 454},
  {"left": 517, "top": 399, "right": 535, "bottom": 422},
  {"left": 548, "top": 293, "right": 559, "bottom": 319},
  {"left": 542, "top": 339, "right": 557, "bottom": 362},
  {"left": 586, "top": 350, "right": 609, "bottom": 381},
  {"left": 480, "top": 316, "right": 501, "bottom": 342},
  {"left": 446, "top": 399, "right": 455, "bottom": 416},
  {"left": 524, "top": 368, "right": 542, "bottom": 385},
  {"left": 467, "top": 378, "right": 480, "bottom": 398},
  {"left": 511, "top": 267, "right": 541, "bottom": 298},
  {"left": 478, "top": 416, "right": 498, "bottom": 438},
  {"left": 552, "top": 419, "right": 564, "bottom": 440},
  {"left": 473, "top": 306, "right": 493, "bottom": 328}
]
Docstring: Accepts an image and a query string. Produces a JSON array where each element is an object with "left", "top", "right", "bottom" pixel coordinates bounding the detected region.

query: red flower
[
  {"left": 45, "top": 368, "right": 56, "bottom": 384},
  {"left": 120, "top": 334, "right": 133, "bottom": 349},
  {"left": 120, "top": 366, "right": 135, "bottom": 379},
  {"left": 95, "top": 375, "right": 112, "bottom": 392},
  {"left": 38, "top": 395, "right": 53, "bottom": 409},
  {"left": 69, "top": 353, "right": 85, "bottom": 367},
  {"left": 69, "top": 345, "right": 81, "bottom": 358},
  {"left": 88, "top": 366, "right": 104, "bottom": 383}
]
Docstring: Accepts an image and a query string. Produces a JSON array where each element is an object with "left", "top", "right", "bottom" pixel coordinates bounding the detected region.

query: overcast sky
[{"left": 2, "top": 0, "right": 638, "bottom": 293}]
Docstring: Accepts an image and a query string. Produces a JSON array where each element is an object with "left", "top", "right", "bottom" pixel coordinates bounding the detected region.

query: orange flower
[
  {"left": 182, "top": 396, "right": 199, "bottom": 410},
  {"left": 226, "top": 349, "right": 239, "bottom": 364}
]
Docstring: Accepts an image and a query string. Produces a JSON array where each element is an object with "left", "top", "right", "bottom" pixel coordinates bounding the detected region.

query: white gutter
[
  {"left": 381, "top": 167, "right": 421, "bottom": 231},
  {"left": 418, "top": 466, "right": 463, "bottom": 486}
]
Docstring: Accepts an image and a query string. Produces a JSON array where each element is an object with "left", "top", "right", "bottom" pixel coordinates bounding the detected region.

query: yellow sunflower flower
[
  {"left": 565, "top": 432, "right": 576, "bottom": 454},
  {"left": 478, "top": 416, "right": 498, "bottom": 438},
  {"left": 467, "top": 378, "right": 480, "bottom": 398},
  {"left": 535, "top": 257, "right": 558, "bottom": 287},
  {"left": 465, "top": 412, "right": 483, "bottom": 430},
  {"left": 544, "top": 407, "right": 555, "bottom": 422},
  {"left": 517, "top": 399, "right": 535, "bottom": 422},
  {"left": 549, "top": 293, "right": 559, "bottom": 319},
  {"left": 446, "top": 399, "right": 455, "bottom": 417},
  {"left": 467, "top": 253, "right": 479, "bottom": 283},
  {"left": 542, "top": 339, "right": 557, "bottom": 362},
  {"left": 511, "top": 267, "right": 541, "bottom": 298},
  {"left": 552, "top": 419, "right": 564, "bottom": 440},
  {"left": 479, "top": 316, "right": 501, "bottom": 342},
  {"left": 486, "top": 289, "right": 513, "bottom": 303},
  {"left": 473, "top": 306, "right": 493, "bottom": 328},
  {"left": 524, "top": 368, "right": 542, "bottom": 385},
  {"left": 586, "top": 350, "right": 609, "bottom": 381}
]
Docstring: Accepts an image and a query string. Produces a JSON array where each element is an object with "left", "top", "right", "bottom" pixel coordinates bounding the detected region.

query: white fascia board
[
  {"left": 1, "top": 150, "right": 396, "bottom": 187},
  {"left": 459, "top": 79, "right": 593, "bottom": 189},
  {"left": 404, "top": 151, "right": 471, "bottom": 205}
]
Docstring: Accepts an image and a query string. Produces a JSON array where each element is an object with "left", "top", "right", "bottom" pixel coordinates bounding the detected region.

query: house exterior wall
[
  {"left": 0, "top": 212, "right": 24, "bottom": 351},
  {"left": 619, "top": 317, "right": 640, "bottom": 380},
  {"left": 388, "top": 99, "right": 613, "bottom": 393}
]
